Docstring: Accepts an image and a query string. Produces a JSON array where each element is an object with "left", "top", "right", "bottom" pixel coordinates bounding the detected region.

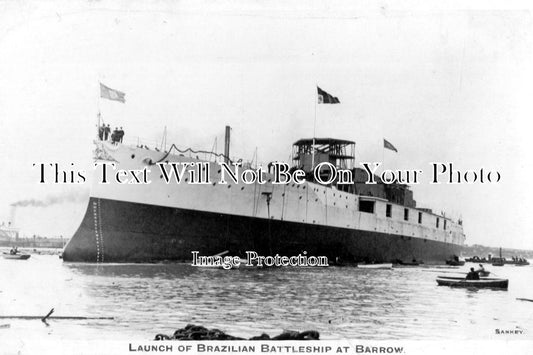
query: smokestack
[{"left": 224, "top": 126, "right": 231, "bottom": 163}]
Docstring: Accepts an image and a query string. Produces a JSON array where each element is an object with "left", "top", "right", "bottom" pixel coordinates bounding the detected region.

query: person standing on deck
[
  {"left": 98, "top": 125, "right": 104, "bottom": 140},
  {"left": 118, "top": 127, "right": 124, "bottom": 143},
  {"left": 111, "top": 127, "right": 119, "bottom": 144},
  {"left": 104, "top": 124, "right": 111, "bottom": 141}
]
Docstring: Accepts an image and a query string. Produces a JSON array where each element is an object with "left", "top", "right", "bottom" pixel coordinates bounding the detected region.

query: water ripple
[{"left": 1, "top": 257, "right": 532, "bottom": 340}]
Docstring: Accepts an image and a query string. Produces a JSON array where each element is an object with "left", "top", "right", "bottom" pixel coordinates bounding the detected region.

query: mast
[
  {"left": 97, "top": 81, "right": 101, "bottom": 139},
  {"left": 224, "top": 126, "right": 231, "bottom": 163},
  {"left": 312, "top": 85, "right": 317, "bottom": 170},
  {"left": 160, "top": 126, "right": 168, "bottom": 151}
]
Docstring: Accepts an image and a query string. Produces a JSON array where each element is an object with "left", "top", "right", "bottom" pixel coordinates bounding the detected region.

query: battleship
[{"left": 63, "top": 127, "right": 465, "bottom": 263}]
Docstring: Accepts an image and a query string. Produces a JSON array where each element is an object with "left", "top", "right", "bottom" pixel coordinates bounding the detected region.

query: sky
[{"left": 0, "top": 0, "right": 532, "bottom": 249}]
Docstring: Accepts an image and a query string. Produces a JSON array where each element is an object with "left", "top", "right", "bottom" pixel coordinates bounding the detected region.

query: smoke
[{"left": 10, "top": 189, "right": 90, "bottom": 208}]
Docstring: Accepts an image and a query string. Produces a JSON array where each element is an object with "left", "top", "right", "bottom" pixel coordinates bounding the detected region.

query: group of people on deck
[
  {"left": 98, "top": 124, "right": 125, "bottom": 144},
  {"left": 466, "top": 264, "right": 486, "bottom": 280}
]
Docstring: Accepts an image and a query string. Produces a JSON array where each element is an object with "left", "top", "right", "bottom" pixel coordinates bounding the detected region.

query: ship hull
[{"left": 63, "top": 197, "right": 461, "bottom": 263}]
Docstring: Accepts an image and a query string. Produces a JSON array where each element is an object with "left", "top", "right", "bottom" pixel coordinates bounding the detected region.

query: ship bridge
[
  {"left": 291, "top": 138, "right": 417, "bottom": 207},
  {"left": 292, "top": 138, "right": 355, "bottom": 173}
]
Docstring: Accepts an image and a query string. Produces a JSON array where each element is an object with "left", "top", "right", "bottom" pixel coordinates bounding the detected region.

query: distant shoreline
[
  {"left": 462, "top": 245, "right": 533, "bottom": 259},
  {"left": 0, "top": 246, "right": 62, "bottom": 255}
]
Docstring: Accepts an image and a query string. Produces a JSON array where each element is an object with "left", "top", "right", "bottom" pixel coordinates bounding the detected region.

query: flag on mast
[
  {"left": 317, "top": 86, "right": 340, "bottom": 104},
  {"left": 383, "top": 138, "right": 398, "bottom": 152},
  {"left": 100, "top": 83, "right": 126, "bottom": 103}
]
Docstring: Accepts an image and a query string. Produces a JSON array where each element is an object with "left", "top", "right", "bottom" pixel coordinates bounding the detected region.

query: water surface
[{"left": 1, "top": 254, "right": 532, "bottom": 341}]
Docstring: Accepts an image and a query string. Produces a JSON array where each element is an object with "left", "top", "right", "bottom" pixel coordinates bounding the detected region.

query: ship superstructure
[{"left": 63, "top": 129, "right": 465, "bottom": 263}]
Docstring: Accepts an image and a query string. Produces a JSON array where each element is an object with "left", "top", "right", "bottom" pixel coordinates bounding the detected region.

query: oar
[
  {"left": 41, "top": 308, "right": 54, "bottom": 326},
  {"left": 0, "top": 307, "right": 113, "bottom": 321},
  {"left": 0, "top": 315, "right": 114, "bottom": 320},
  {"left": 516, "top": 298, "right": 533, "bottom": 303},
  {"left": 424, "top": 270, "right": 466, "bottom": 274}
]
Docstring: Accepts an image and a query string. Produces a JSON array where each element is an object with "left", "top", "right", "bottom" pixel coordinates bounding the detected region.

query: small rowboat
[
  {"left": 2, "top": 253, "right": 30, "bottom": 260},
  {"left": 356, "top": 263, "right": 393, "bottom": 269},
  {"left": 397, "top": 260, "right": 422, "bottom": 266},
  {"left": 436, "top": 276, "right": 508, "bottom": 289},
  {"left": 445, "top": 260, "right": 465, "bottom": 266},
  {"left": 514, "top": 260, "right": 530, "bottom": 266},
  {"left": 465, "top": 256, "right": 489, "bottom": 263}
]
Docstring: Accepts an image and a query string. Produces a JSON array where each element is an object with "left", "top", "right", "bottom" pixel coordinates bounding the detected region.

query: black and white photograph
[{"left": 0, "top": 0, "right": 532, "bottom": 354}]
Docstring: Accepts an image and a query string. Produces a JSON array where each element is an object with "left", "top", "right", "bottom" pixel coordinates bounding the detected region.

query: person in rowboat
[
  {"left": 466, "top": 267, "right": 480, "bottom": 280},
  {"left": 476, "top": 264, "right": 485, "bottom": 273}
]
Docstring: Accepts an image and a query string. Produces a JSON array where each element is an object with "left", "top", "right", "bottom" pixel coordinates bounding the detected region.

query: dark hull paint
[{"left": 63, "top": 197, "right": 462, "bottom": 263}]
